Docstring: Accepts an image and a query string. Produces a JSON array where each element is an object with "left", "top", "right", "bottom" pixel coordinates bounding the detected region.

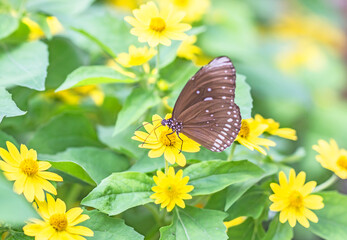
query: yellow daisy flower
[
  {"left": 162, "top": 0, "right": 210, "bottom": 23},
  {"left": 124, "top": 1, "right": 191, "bottom": 47},
  {"left": 116, "top": 45, "right": 157, "bottom": 67},
  {"left": 224, "top": 216, "right": 247, "bottom": 229},
  {"left": 269, "top": 169, "right": 324, "bottom": 228},
  {"left": 177, "top": 35, "right": 202, "bottom": 61},
  {"left": 150, "top": 167, "right": 194, "bottom": 212},
  {"left": 132, "top": 114, "right": 200, "bottom": 166},
  {"left": 235, "top": 119, "right": 276, "bottom": 155},
  {"left": 254, "top": 114, "right": 297, "bottom": 141},
  {"left": 0, "top": 141, "right": 63, "bottom": 202},
  {"left": 313, "top": 139, "right": 347, "bottom": 179},
  {"left": 22, "top": 16, "right": 63, "bottom": 41},
  {"left": 23, "top": 194, "right": 93, "bottom": 240}
]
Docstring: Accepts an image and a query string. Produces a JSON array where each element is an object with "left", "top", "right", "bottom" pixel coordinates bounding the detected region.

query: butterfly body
[{"left": 163, "top": 56, "right": 242, "bottom": 152}]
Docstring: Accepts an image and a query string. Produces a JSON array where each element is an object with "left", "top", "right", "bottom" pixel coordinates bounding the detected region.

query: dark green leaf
[
  {"left": 160, "top": 206, "right": 228, "bottom": 240},
  {"left": 84, "top": 210, "right": 144, "bottom": 240},
  {"left": 114, "top": 88, "right": 161, "bottom": 135},
  {"left": 0, "top": 87, "right": 26, "bottom": 123},
  {"left": 40, "top": 147, "right": 129, "bottom": 185},
  {"left": 0, "top": 41, "right": 48, "bottom": 91},
  {"left": 28, "top": 112, "right": 104, "bottom": 154},
  {"left": 82, "top": 172, "right": 154, "bottom": 215},
  {"left": 263, "top": 217, "right": 293, "bottom": 240},
  {"left": 56, "top": 66, "right": 137, "bottom": 92},
  {"left": 184, "top": 160, "right": 264, "bottom": 196}
]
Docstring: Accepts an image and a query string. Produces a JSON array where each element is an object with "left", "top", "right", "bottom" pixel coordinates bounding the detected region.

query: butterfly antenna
[
  {"left": 140, "top": 121, "right": 162, "bottom": 147},
  {"left": 135, "top": 119, "right": 162, "bottom": 132}
]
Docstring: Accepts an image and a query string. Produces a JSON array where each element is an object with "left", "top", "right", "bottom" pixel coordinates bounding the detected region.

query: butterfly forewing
[{"left": 172, "top": 56, "right": 241, "bottom": 152}]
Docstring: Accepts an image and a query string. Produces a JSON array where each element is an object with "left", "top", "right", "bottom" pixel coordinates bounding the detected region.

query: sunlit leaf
[
  {"left": 0, "top": 87, "right": 26, "bottom": 123},
  {"left": 0, "top": 13, "right": 19, "bottom": 40}
]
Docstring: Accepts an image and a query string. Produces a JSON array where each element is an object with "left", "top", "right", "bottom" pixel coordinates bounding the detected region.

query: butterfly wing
[{"left": 172, "top": 56, "right": 241, "bottom": 152}]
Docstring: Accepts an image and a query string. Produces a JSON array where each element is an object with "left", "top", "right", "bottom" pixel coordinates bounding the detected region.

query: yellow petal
[
  {"left": 38, "top": 171, "right": 63, "bottom": 181},
  {"left": 164, "top": 147, "right": 176, "bottom": 164},
  {"left": 148, "top": 146, "right": 165, "bottom": 158},
  {"left": 66, "top": 226, "right": 94, "bottom": 236}
]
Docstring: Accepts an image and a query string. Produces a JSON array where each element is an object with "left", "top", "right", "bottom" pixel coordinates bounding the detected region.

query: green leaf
[
  {"left": 160, "top": 206, "right": 228, "bottom": 240},
  {"left": 56, "top": 66, "right": 137, "bottom": 92},
  {"left": 40, "top": 147, "right": 129, "bottom": 185},
  {"left": 46, "top": 36, "right": 88, "bottom": 89},
  {"left": 0, "top": 172, "right": 38, "bottom": 225},
  {"left": 28, "top": 13, "right": 52, "bottom": 40},
  {"left": 72, "top": 28, "right": 117, "bottom": 58},
  {"left": 114, "top": 88, "right": 161, "bottom": 135},
  {"left": 0, "top": 131, "right": 18, "bottom": 148},
  {"left": 225, "top": 163, "right": 278, "bottom": 210},
  {"left": 235, "top": 74, "right": 252, "bottom": 119},
  {"left": 28, "top": 112, "right": 104, "bottom": 154},
  {"left": 82, "top": 172, "right": 154, "bottom": 215},
  {"left": 227, "top": 218, "right": 265, "bottom": 240},
  {"left": 226, "top": 187, "right": 268, "bottom": 220},
  {"left": 26, "top": 0, "right": 95, "bottom": 15},
  {"left": 0, "top": 87, "right": 26, "bottom": 123},
  {"left": 84, "top": 210, "right": 144, "bottom": 240},
  {"left": 158, "top": 40, "right": 181, "bottom": 68},
  {"left": 309, "top": 191, "right": 347, "bottom": 240},
  {"left": 184, "top": 160, "right": 264, "bottom": 196},
  {"left": 0, "top": 13, "right": 19, "bottom": 40},
  {"left": 6, "top": 232, "right": 33, "bottom": 240},
  {"left": 0, "top": 41, "right": 48, "bottom": 91},
  {"left": 263, "top": 217, "right": 293, "bottom": 240}
]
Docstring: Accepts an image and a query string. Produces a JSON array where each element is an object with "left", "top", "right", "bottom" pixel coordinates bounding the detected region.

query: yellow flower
[
  {"left": 0, "top": 142, "right": 63, "bottom": 202},
  {"left": 132, "top": 114, "right": 200, "bottom": 166},
  {"left": 116, "top": 45, "right": 157, "bottom": 67},
  {"left": 224, "top": 216, "right": 247, "bottom": 229},
  {"left": 177, "top": 35, "right": 202, "bottom": 61},
  {"left": 235, "top": 119, "right": 276, "bottom": 155},
  {"left": 22, "top": 16, "right": 63, "bottom": 41},
  {"left": 23, "top": 194, "right": 93, "bottom": 240},
  {"left": 162, "top": 0, "right": 210, "bottom": 23},
  {"left": 254, "top": 114, "right": 297, "bottom": 141},
  {"left": 45, "top": 85, "right": 105, "bottom": 106},
  {"left": 269, "top": 169, "right": 324, "bottom": 228},
  {"left": 150, "top": 167, "right": 194, "bottom": 212},
  {"left": 313, "top": 139, "right": 347, "bottom": 179},
  {"left": 124, "top": 1, "right": 191, "bottom": 47}
]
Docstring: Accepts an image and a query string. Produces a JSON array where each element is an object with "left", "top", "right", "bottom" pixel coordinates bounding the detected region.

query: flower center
[
  {"left": 150, "top": 17, "right": 166, "bottom": 32},
  {"left": 239, "top": 121, "right": 250, "bottom": 138},
  {"left": 174, "top": 0, "right": 189, "bottom": 7},
  {"left": 49, "top": 213, "right": 68, "bottom": 231},
  {"left": 288, "top": 190, "right": 304, "bottom": 209},
  {"left": 160, "top": 131, "right": 177, "bottom": 146},
  {"left": 165, "top": 184, "right": 179, "bottom": 199},
  {"left": 337, "top": 155, "right": 347, "bottom": 170},
  {"left": 20, "top": 158, "right": 39, "bottom": 176}
]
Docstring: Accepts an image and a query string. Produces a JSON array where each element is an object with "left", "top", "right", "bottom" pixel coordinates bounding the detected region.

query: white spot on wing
[
  {"left": 227, "top": 118, "right": 233, "bottom": 122},
  {"left": 207, "top": 88, "right": 212, "bottom": 92},
  {"left": 218, "top": 134, "right": 225, "bottom": 140},
  {"left": 204, "top": 97, "right": 213, "bottom": 101},
  {"left": 196, "top": 90, "right": 200, "bottom": 94},
  {"left": 214, "top": 143, "right": 220, "bottom": 148},
  {"left": 225, "top": 124, "right": 231, "bottom": 128},
  {"left": 216, "top": 139, "right": 222, "bottom": 144}
]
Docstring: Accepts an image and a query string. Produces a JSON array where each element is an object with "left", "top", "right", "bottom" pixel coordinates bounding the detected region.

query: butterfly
[{"left": 161, "top": 56, "right": 242, "bottom": 152}]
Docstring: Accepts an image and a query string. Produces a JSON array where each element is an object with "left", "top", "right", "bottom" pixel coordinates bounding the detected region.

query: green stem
[
  {"left": 313, "top": 174, "right": 339, "bottom": 192},
  {"left": 144, "top": 204, "right": 161, "bottom": 225},
  {"left": 227, "top": 144, "right": 237, "bottom": 161}
]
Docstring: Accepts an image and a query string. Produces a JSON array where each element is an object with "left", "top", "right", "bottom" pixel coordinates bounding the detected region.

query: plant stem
[
  {"left": 313, "top": 174, "right": 339, "bottom": 192},
  {"left": 227, "top": 144, "right": 237, "bottom": 161},
  {"left": 144, "top": 204, "right": 161, "bottom": 225},
  {"left": 156, "top": 45, "right": 160, "bottom": 78}
]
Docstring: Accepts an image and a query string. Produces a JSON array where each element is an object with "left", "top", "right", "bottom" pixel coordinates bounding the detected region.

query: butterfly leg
[
  {"left": 140, "top": 122, "right": 162, "bottom": 146},
  {"left": 176, "top": 132, "right": 184, "bottom": 154}
]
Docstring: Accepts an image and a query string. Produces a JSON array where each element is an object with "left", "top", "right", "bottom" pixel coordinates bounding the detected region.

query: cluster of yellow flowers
[{"left": 0, "top": 142, "right": 93, "bottom": 239}]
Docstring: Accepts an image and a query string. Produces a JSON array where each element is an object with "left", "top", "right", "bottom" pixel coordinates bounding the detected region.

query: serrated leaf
[
  {"left": 84, "top": 210, "right": 144, "bottom": 240},
  {"left": 114, "top": 88, "right": 161, "bottom": 135},
  {"left": 39, "top": 147, "right": 129, "bottom": 185},
  {"left": 235, "top": 74, "right": 252, "bottom": 119},
  {"left": 28, "top": 112, "right": 104, "bottom": 154},
  {"left": 0, "top": 87, "right": 26, "bottom": 123},
  {"left": 0, "top": 173, "right": 38, "bottom": 225},
  {"left": 0, "top": 13, "right": 19, "bottom": 40},
  {"left": 263, "top": 217, "right": 293, "bottom": 240},
  {"left": 225, "top": 163, "right": 278, "bottom": 210},
  {"left": 160, "top": 206, "right": 228, "bottom": 240},
  {"left": 56, "top": 66, "right": 137, "bottom": 92},
  {"left": 309, "top": 191, "right": 347, "bottom": 240},
  {"left": 82, "top": 172, "right": 154, "bottom": 215},
  {"left": 0, "top": 41, "right": 48, "bottom": 91},
  {"left": 184, "top": 160, "right": 264, "bottom": 196}
]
